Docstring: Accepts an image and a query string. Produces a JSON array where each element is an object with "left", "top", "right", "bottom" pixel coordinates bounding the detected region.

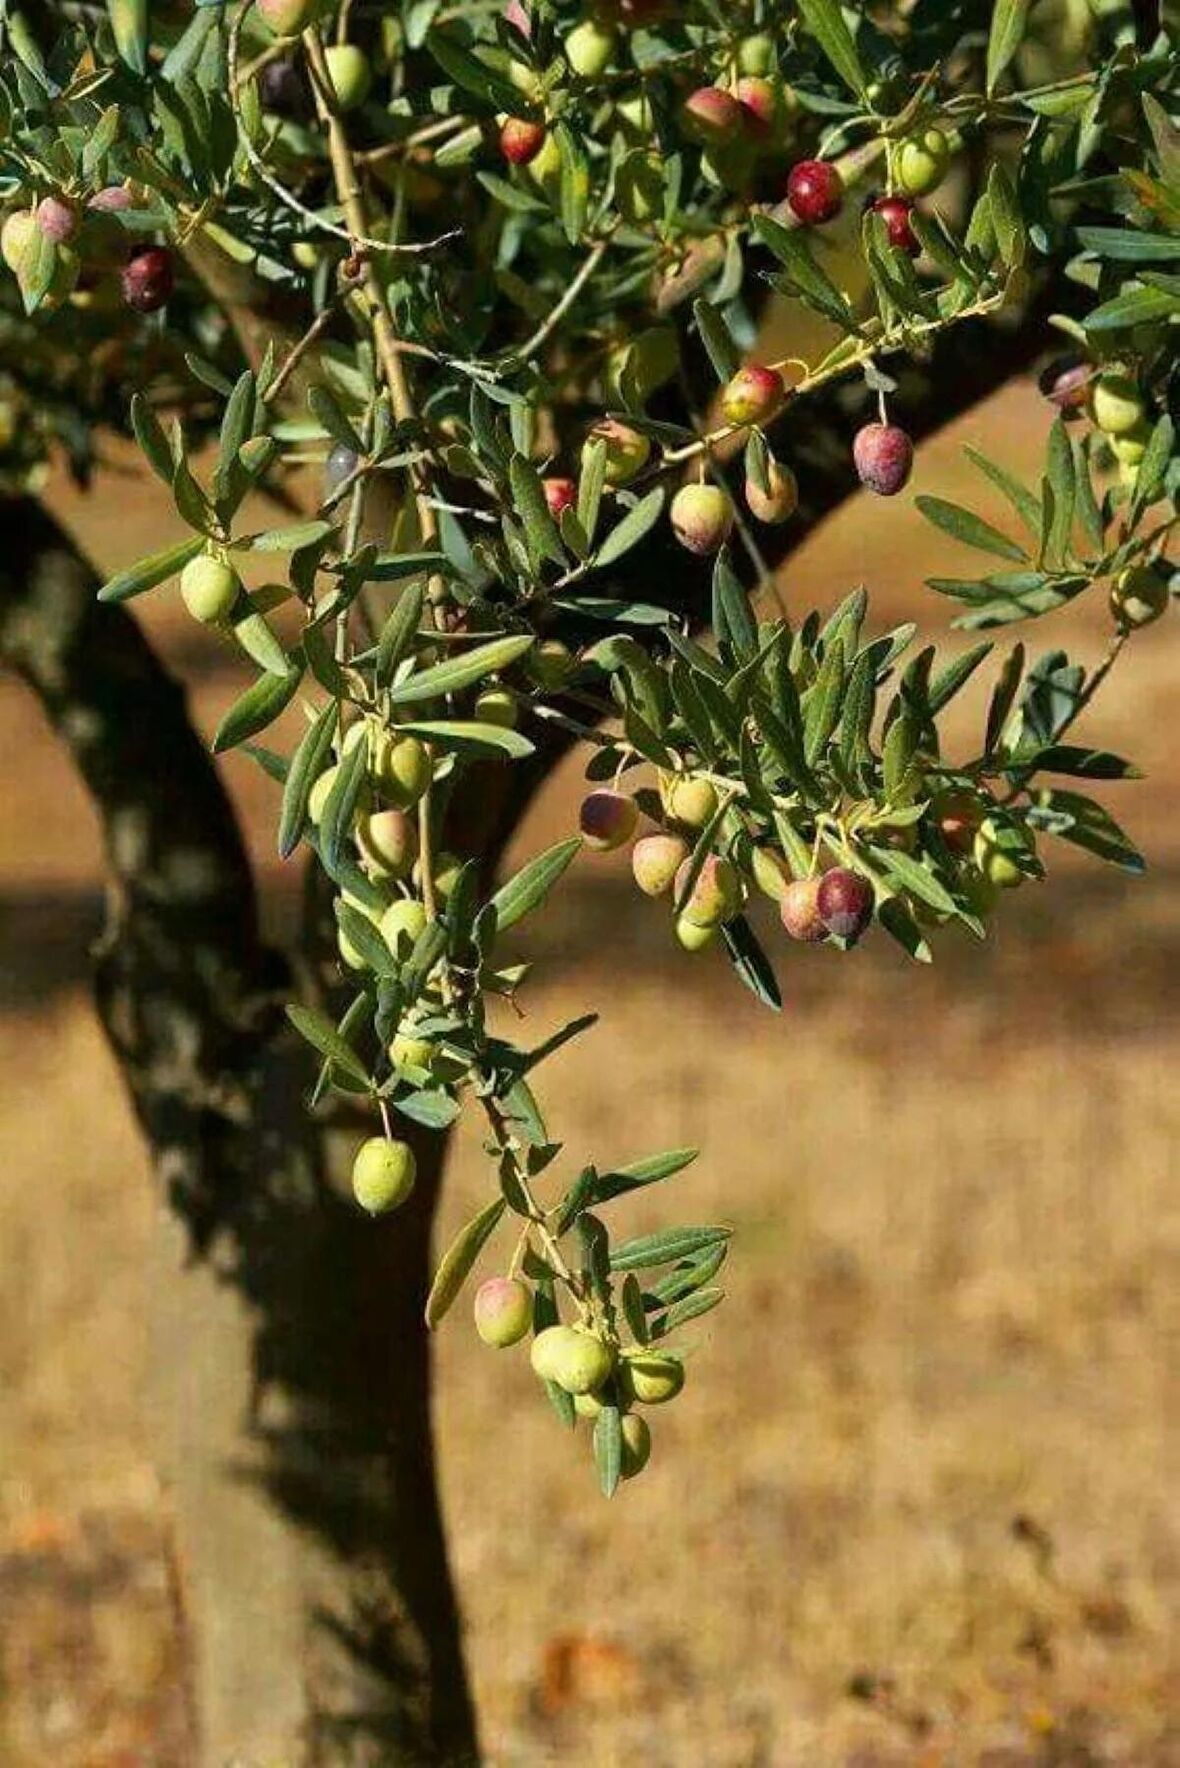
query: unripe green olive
[
  {"left": 337, "top": 923, "right": 368, "bottom": 970},
  {"left": 351, "top": 1135, "right": 416, "bottom": 1214},
  {"left": 615, "top": 89, "right": 653, "bottom": 136},
  {"left": 1110, "top": 564, "right": 1169, "bottom": 629},
  {"left": 895, "top": 126, "right": 951, "bottom": 197},
  {"left": 565, "top": 16, "right": 615, "bottom": 78},
  {"left": 659, "top": 772, "right": 719, "bottom": 830},
  {"left": 751, "top": 845, "right": 790, "bottom": 901},
  {"left": 357, "top": 807, "right": 417, "bottom": 879},
  {"left": 620, "top": 1412, "right": 651, "bottom": 1479},
  {"left": 582, "top": 417, "right": 651, "bottom": 486},
  {"left": 1109, "top": 426, "right": 1151, "bottom": 466},
  {"left": 525, "top": 130, "right": 563, "bottom": 191},
  {"left": 736, "top": 33, "right": 775, "bottom": 76},
  {"left": 374, "top": 733, "right": 431, "bottom": 809},
  {"left": 528, "top": 638, "right": 576, "bottom": 691},
  {"left": 973, "top": 817, "right": 1026, "bottom": 889},
  {"left": 675, "top": 913, "right": 717, "bottom": 952},
  {"left": 631, "top": 832, "right": 689, "bottom": 896},
  {"left": 323, "top": 44, "right": 372, "bottom": 113},
  {"left": 1089, "top": 371, "right": 1147, "bottom": 438},
  {"left": 433, "top": 851, "right": 464, "bottom": 899},
  {"left": 308, "top": 764, "right": 341, "bottom": 825},
  {"left": 180, "top": 554, "right": 240, "bottom": 624},
  {"left": 390, "top": 1015, "right": 435, "bottom": 1073},
  {"left": 337, "top": 889, "right": 381, "bottom": 969},
  {"left": 530, "top": 1324, "right": 614, "bottom": 1394},
  {"left": 506, "top": 58, "right": 544, "bottom": 103},
  {"left": 473, "top": 1277, "right": 533, "bottom": 1347},
  {"left": 380, "top": 897, "right": 429, "bottom": 955},
  {"left": 474, "top": 685, "right": 519, "bottom": 728},
  {"left": 579, "top": 788, "right": 638, "bottom": 851},
  {"left": 621, "top": 1351, "right": 684, "bottom": 1405}
]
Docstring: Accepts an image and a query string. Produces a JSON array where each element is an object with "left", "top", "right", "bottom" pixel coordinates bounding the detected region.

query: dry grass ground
[{"left": 1, "top": 381, "right": 1178, "bottom": 1764}]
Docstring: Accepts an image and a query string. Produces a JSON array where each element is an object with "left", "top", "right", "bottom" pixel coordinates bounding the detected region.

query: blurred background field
[{"left": 1, "top": 378, "right": 1178, "bottom": 1765}]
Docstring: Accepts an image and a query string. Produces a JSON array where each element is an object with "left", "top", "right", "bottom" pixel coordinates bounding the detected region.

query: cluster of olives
[
  {"left": 496, "top": 21, "right": 797, "bottom": 181},
  {"left": 577, "top": 773, "right": 882, "bottom": 950},
  {"left": 1037, "top": 360, "right": 1173, "bottom": 627},
  {"left": 576, "top": 758, "right": 1054, "bottom": 949},
  {"left": 1042, "top": 356, "right": 1167, "bottom": 489},
  {"left": 0, "top": 186, "right": 173, "bottom": 316},
  {"left": 557, "top": 395, "right": 887, "bottom": 564},
  {"left": 473, "top": 1274, "right": 689, "bottom": 1484}
]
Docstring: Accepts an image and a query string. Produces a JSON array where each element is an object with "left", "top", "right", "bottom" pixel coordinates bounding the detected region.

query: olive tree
[{"left": 0, "top": 0, "right": 1175, "bottom": 1759}]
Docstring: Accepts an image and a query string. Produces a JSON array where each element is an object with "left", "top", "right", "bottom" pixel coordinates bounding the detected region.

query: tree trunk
[{"left": 0, "top": 496, "right": 488, "bottom": 1764}]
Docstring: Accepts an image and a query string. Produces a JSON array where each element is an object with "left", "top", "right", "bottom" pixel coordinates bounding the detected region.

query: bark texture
[{"left": 0, "top": 496, "right": 485, "bottom": 1765}]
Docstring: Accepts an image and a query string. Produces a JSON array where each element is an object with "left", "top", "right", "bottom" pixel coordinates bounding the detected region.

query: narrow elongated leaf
[
  {"left": 97, "top": 533, "right": 205, "bottom": 604},
  {"left": 804, "top": 636, "right": 846, "bottom": 763},
  {"left": 647, "top": 1242, "right": 729, "bottom": 1305},
  {"left": 131, "top": 394, "right": 177, "bottom": 487},
  {"left": 489, "top": 837, "right": 581, "bottom": 933},
  {"left": 594, "top": 488, "right": 666, "bottom": 568},
  {"left": 610, "top": 1225, "right": 731, "bottom": 1273},
  {"left": 1085, "top": 284, "right": 1179, "bottom": 332},
  {"left": 212, "top": 664, "right": 303, "bottom": 753},
  {"left": 928, "top": 642, "right": 993, "bottom": 715},
  {"left": 839, "top": 647, "right": 877, "bottom": 774},
  {"left": 753, "top": 214, "right": 854, "bottom": 326},
  {"left": 721, "top": 916, "right": 782, "bottom": 1011},
  {"left": 578, "top": 438, "right": 607, "bottom": 546},
  {"left": 963, "top": 445, "right": 1042, "bottom": 536},
  {"left": 916, "top": 496, "right": 1028, "bottom": 562},
  {"left": 1024, "top": 744, "right": 1140, "bottom": 780},
  {"left": 987, "top": 0, "right": 1032, "bottom": 93},
  {"left": 985, "top": 642, "right": 1025, "bottom": 754},
  {"left": 233, "top": 607, "right": 289, "bottom": 676},
  {"left": 335, "top": 901, "right": 395, "bottom": 976},
  {"left": 394, "top": 719, "right": 535, "bottom": 758},
  {"left": 655, "top": 1287, "right": 724, "bottom": 1334},
  {"left": 320, "top": 723, "right": 370, "bottom": 870},
  {"left": 278, "top": 699, "right": 339, "bottom": 859},
  {"left": 797, "top": 0, "right": 868, "bottom": 97},
  {"left": 375, "top": 582, "right": 425, "bottom": 687},
  {"left": 693, "top": 298, "right": 740, "bottom": 381},
  {"left": 1027, "top": 788, "right": 1144, "bottom": 873},
  {"left": 425, "top": 1196, "right": 507, "bottom": 1328},
  {"left": 712, "top": 548, "right": 758, "bottom": 659},
  {"left": 622, "top": 1274, "right": 650, "bottom": 1346},
  {"left": 987, "top": 162, "right": 1025, "bottom": 267},
  {"left": 214, "top": 370, "right": 258, "bottom": 509},
  {"left": 249, "top": 520, "right": 334, "bottom": 553},
  {"left": 556, "top": 120, "right": 590, "bottom": 243},
  {"left": 427, "top": 28, "right": 531, "bottom": 114},
  {"left": 285, "top": 1003, "right": 370, "bottom": 1087},
  {"left": 593, "top": 1405, "right": 623, "bottom": 1498},
  {"left": 388, "top": 633, "right": 535, "bottom": 705},
  {"left": 1075, "top": 226, "right": 1180, "bottom": 263},
  {"left": 509, "top": 455, "right": 566, "bottom": 568},
  {"left": 595, "top": 1147, "right": 699, "bottom": 1204}
]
